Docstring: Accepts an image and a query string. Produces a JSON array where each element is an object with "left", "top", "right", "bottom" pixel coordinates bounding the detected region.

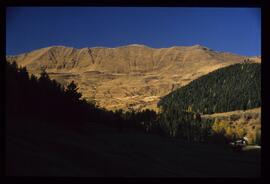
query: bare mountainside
[{"left": 6, "top": 44, "right": 261, "bottom": 111}]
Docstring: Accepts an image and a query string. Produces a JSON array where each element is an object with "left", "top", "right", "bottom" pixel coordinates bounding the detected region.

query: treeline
[
  {"left": 155, "top": 63, "right": 261, "bottom": 144},
  {"left": 5, "top": 60, "right": 157, "bottom": 132},
  {"left": 6, "top": 60, "right": 260, "bottom": 144},
  {"left": 6, "top": 61, "right": 95, "bottom": 125},
  {"left": 5, "top": 59, "right": 208, "bottom": 142},
  {"left": 158, "top": 63, "right": 261, "bottom": 114},
  {"left": 158, "top": 109, "right": 214, "bottom": 142}
]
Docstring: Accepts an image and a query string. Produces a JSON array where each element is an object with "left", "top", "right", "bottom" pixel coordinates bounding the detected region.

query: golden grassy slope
[{"left": 6, "top": 44, "right": 261, "bottom": 111}]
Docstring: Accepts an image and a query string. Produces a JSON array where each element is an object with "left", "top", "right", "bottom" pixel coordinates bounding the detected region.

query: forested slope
[{"left": 158, "top": 63, "right": 261, "bottom": 114}]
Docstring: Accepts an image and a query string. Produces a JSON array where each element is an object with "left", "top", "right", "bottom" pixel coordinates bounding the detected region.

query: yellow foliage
[
  {"left": 225, "top": 126, "right": 233, "bottom": 138},
  {"left": 236, "top": 127, "right": 245, "bottom": 138},
  {"left": 212, "top": 121, "right": 228, "bottom": 134},
  {"left": 187, "top": 105, "right": 192, "bottom": 112}
]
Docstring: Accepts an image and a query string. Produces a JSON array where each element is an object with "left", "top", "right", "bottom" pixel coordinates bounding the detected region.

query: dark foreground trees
[
  {"left": 157, "top": 109, "right": 214, "bottom": 142},
  {"left": 5, "top": 60, "right": 157, "bottom": 132},
  {"left": 6, "top": 60, "right": 260, "bottom": 145},
  {"left": 6, "top": 61, "right": 90, "bottom": 124}
]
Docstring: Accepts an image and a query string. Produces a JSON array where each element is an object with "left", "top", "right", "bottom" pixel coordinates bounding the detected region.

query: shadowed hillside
[{"left": 6, "top": 120, "right": 260, "bottom": 177}]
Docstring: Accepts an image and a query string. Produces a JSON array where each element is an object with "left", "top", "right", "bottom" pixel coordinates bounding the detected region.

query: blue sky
[{"left": 6, "top": 7, "right": 261, "bottom": 56}]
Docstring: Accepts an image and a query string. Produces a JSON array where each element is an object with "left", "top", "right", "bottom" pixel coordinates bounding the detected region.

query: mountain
[
  {"left": 158, "top": 63, "right": 261, "bottom": 114},
  {"left": 6, "top": 44, "right": 261, "bottom": 111}
]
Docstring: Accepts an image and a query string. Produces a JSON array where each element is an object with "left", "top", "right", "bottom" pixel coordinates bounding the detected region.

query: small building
[{"left": 230, "top": 137, "right": 249, "bottom": 151}]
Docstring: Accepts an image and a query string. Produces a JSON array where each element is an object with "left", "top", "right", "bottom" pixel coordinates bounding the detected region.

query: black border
[
  {"left": 1, "top": 0, "right": 265, "bottom": 7},
  {"left": 1, "top": 2, "right": 6, "bottom": 179},
  {"left": 1, "top": 0, "right": 268, "bottom": 183}
]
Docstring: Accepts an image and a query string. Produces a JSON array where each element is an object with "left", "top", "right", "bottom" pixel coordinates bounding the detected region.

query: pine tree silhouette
[{"left": 65, "top": 81, "right": 82, "bottom": 101}]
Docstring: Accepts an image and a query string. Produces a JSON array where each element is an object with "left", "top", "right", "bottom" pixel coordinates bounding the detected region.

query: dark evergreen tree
[
  {"left": 65, "top": 81, "right": 82, "bottom": 102},
  {"left": 156, "top": 63, "right": 260, "bottom": 142},
  {"left": 158, "top": 63, "right": 261, "bottom": 114}
]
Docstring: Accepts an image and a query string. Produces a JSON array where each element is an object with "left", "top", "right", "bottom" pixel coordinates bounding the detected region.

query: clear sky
[{"left": 6, "top": 7, "right": 261, "bottom": 56}]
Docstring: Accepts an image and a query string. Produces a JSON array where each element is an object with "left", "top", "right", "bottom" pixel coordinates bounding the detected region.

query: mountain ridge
[
  {"left": 6, "top": 44, "right": 261, "bottom": 111},
  {"left": 8, "top": 44, "right": 260, "bottom": 57}
]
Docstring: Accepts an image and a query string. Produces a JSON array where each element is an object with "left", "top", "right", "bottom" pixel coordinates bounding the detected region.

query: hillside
[
  {"left": 5, "top": 56, "right": 261, "bottom": 177},
  {"left": 6, "top": 44, "right": 260, "bottom": 111},
  {"left": 6, "top": 119, "right": 260, "bottom": 177},
  {"left": 158, "top": 63, "right": 261, "bottom": 114},
  {"left": 202, "top": 108, "right": 261, "bottom": 144}
]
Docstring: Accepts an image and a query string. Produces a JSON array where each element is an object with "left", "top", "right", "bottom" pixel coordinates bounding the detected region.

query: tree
[
  {"left": 39, "top": 67, "right": 50, "bottom": 83},
  {"left": 65, "top": 81, "right": 82, "bottom": 101},
  {"left": 158, "top": 63, "right": 261, "bottom": 114}
]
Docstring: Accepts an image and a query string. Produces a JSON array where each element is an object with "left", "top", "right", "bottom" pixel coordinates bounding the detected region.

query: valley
[{"left": 5, "top": 7, "right": 261, "bottom": 178}]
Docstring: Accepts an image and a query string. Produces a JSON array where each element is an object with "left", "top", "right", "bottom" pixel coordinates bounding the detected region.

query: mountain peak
[
  {"left": 124, "top": 44, "right": 149, "bottom": 48},
  {"left": 190, "top": 44, "right": 211, "bottom": 50},
  {"left": 128, "top": 44, "right": 146, "bottom": 46}
]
